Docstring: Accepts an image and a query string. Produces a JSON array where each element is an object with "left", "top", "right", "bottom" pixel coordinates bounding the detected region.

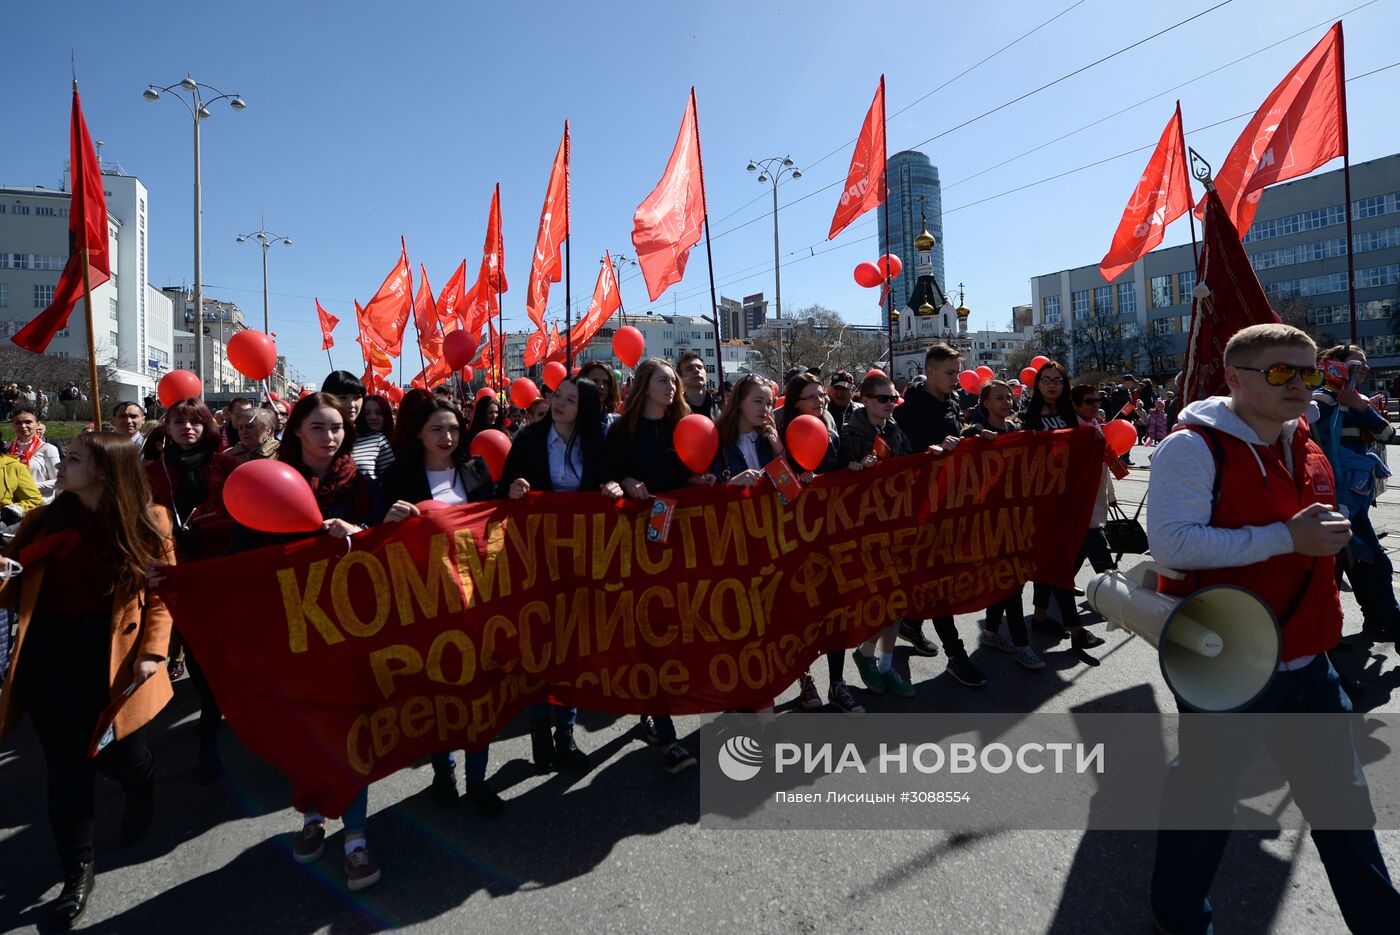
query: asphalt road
[{"left": 2, "top": 443, "right": 1398, "bottom": 934}]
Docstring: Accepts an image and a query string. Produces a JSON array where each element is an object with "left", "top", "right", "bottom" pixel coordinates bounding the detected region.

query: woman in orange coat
[{"left": 0, "top": 432, "right": 176, "bottom": 931}]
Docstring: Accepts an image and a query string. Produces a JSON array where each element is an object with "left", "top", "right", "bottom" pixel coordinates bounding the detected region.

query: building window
[
  {"left": 1177, "top": 270, "right": 1196, "bottom": 300},
  {"left": 148, "top": 347, "right": 170, "bottom": 367},
  {"left": 109, "top": 298, "right": 119, "bottom": 320},
  {"left": 1093, "top": 285, "right": 1113, "bottom": 317},
  {"left": 1042, "top": 294, "right": 1061, "bottom": 324},
  {"left": 9, "top": 205, "right": 29, "bottom": 216},
  {"left": 1150, "top": 275, "right": 1174, "bottom": 308},
  {"left": 1353, "top": 192, "right": 1400, "bottom": 220},
  {"left": 0, "top": 283, "right": 5, "bottom": 307},
  {"left": 1354, "top": 263, "right": 1400, "bottom": 289},
  {"left": 34, "top": 284, "right": 54, "bottom": 307},
  {"left": 1120, "top": 320, "right": 1140, "bottom": 339},
  {"left": 35, "top": 206, "right": 56, "bottom": 217},
  {"left": 31, "top": 254, "right": 64, "bottom": 271},
  {"left": 1071, "top": 290, "right": 1090, "bottom": 320},
  {"left": 10, "top": 253, "right": 29, "bottom": 269},
  {"left": 1117, "top": 282, "right": 1137, "bottom": 315},
  {"left": 1152, "top": 317, "right": 1174, "bottom": 336}
]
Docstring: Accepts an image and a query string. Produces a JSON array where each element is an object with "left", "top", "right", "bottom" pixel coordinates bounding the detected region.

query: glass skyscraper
[{"left": 878, "top": 150, "right": 945, "bottom": 328}]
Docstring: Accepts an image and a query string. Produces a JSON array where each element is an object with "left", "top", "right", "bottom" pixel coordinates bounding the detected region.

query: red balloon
[
  {"left": 674, "top": 413, "right": 719, "bottom": 474},
  {"left": 1103, "top": 420, "right": 1137, "bottom": 456},
  {"left": 612, "top": 326, "right": 645, "bottom": 368},
  {"left": 785, "top": 413, "right": 829, "bottom": 472},
  {"left": 877, "top": 254, "right": 903, "bottom": 279},
  {"left": 854, "top": 261, "right": 883, "bottom": 288},
  {"left": 866, "top": 368, "right": 886, "bottom": 378},
  {"left": 415, "top": 499, "right": 453, "bottom": 513},
  {"left": 223, "top": 459, "right": 323, "bottom": 534},
  {"left": 157, "top": 370, "right": 202, "bottom": 407},
  {"left": 509, "top": 378, "right": 540, "bottom": 409},
  {"left": 1030, "top": 355, "right": 1050, "bottom": 370},
  {"left": 298, "top": 387, "right": 311, "bottom": 399},
  {"left": 542, "top": 361, "right": 567, "bottom": 391},
  {"left": 958, "top": 370, "right": 981, "bottom": 394},
  {"left": 975, "top": 365, "right": 995, "bottom": 380},
  {"left": 774, "top": 395, "right": 785, "bottom": 408},
  {"left": 227, "top": 330, "right": 278, "bottom": 380},
  {"left": 476, "top": 386, "right": 497, "bottom": 401},
  {"left": 443, "top": 330, "right": 480, "bottom": 370},
  {"left": 469, "top": 428, "right": 511, "bottom": 481},
  {"left": 268, "top": 391, "right": 280, "bottom": 402},
  {"left": 1020, "top": 367, "right": 1038, "bottom": 386},
  {"left": 461, "top": 365, "right": 475, "bottom": 383},
  {"left": 384, "top": 385, "right": 404, "bottom": 404}
]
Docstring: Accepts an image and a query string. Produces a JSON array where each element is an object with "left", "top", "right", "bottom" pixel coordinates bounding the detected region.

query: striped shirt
[{"left": 351, "top": 432, "right": 395, "bottom": 479}]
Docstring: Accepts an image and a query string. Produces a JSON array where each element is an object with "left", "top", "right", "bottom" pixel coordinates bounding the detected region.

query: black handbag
[{"left": 1103, "top": 500, "right": 1149, "bottom": 557}]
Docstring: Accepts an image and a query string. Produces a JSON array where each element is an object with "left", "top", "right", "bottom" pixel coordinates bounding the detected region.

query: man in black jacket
[
  {"left": 827, "top": 371, "right": 861, "bottom": 431},
  {"left": 892, "top": 343, "right": 990, "bottom": 688},
  {"left": 678, "top": 351, "right": 721, "bottom": 421}
]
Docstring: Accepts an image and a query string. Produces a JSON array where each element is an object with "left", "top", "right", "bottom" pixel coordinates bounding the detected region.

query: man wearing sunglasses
[{"left": 1145, "top": 323, "right": 1397, "bottom": 933}]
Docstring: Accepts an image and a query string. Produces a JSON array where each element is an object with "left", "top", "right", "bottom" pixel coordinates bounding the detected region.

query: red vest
[{"left": 1158, "top": 424, "right": 1342, "bottom": 661}]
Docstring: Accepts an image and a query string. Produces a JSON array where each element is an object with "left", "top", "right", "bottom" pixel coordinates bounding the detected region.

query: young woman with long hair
[
  {"left": 0, "top": 433, "right": 175, "bottom": 929},
  {"left": 963, "top": 382, "right": 1044, "bottom": 670},
  {"left": 781, "top": 372, "right": 862, "bottom": 712},
  {"left": 604, "top": 358, "right": 699, "bottom": 773},
  {"left": 578, "top": 360, "right": 622, "bottom": 432},
  {"left": 711, "top": 374, "right": 784, "bottom": 485},
  {"left": 391, "top": 388, "right": 433, "bottom": 453},
  {"left": 465, "top": 394, "right": 503, "bottom": 446},
  {"left": 1023, "top": 363, "right": 1105, "bottom": 657},
  {"left": 498, "top": 377, "right": 623, "bottom": 774},
  {"left": 141, "top": 399, "right": 238, "bottom": 782},
  {"left": 262, "top": 393, "right": 387, "bottom": 890},
  {"left": 381, "top": 397, "right": 501, "bottom": 816}
]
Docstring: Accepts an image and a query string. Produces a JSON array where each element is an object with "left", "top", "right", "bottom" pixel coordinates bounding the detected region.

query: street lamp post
[
  {"left": 748, "top": 157, "right": 800, "bottom": 377},
  {"left": 143, "top": 75, "right": 246, "bottom": 392},
  {"left": 236, "top": 224, "right": 293, "bottom": 336}
]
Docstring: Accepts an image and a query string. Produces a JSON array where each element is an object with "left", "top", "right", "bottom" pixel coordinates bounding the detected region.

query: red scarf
[
  {"left": 305, "top": 454, "right": 367, "bottom": 517},
  {"left": 9, "top": 436, "right": 41, "bottom": 465}
]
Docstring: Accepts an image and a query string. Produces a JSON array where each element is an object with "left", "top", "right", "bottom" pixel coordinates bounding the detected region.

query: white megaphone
[{"left": 1085, "top": 562, "right": 1280, "bottom": 712}]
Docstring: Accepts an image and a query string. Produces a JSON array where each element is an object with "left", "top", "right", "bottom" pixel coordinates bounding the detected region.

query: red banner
[
  {"left": 412, "top": 264, "right": 442, "bottom": 363},
  {"left": 828, "top": 76, "right": 886, "bottom": 241},
  {"left": 163, "top": 428, "right": 1103, "bottom": 817},
  {"left": 436, "top": 261, "right": 468, "bottom": 333},
  {"left": 1099, "top": 102, "right": 1192, "bottom": 283},
  {"left": 359, "top": 238, "right": 414, "bottom": 357}
]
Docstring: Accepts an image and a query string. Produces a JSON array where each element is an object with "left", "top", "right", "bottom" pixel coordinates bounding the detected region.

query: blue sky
[{"left": 3, "top": 0, "right": 1397, "bottom": 383}]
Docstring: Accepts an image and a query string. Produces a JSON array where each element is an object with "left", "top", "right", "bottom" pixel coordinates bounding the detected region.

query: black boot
[
  {"left": 897, "top": 619, "right": 940, "bottom": 656},
  {"left": 48, "top": 860, "right": 95, "bottom": 931},
  {"left": 121, "top": 776, "right": 155, "bottom": 846},
  {"left": 530, "top": 721, "right": 555, "bottom": 772},
  {"left": 553, "top": 726, "right": 591, "bottom": 774}
]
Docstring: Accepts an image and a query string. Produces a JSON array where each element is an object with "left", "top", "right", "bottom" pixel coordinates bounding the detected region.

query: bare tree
[
  {"left": 1135, "top": 326, "right": 1172, "bottom": 377},
  {"left": 751, "top": 304, "right": 886, "bottom": 379},
  {"left": 1270, "top": 296, "right": 1340, "bottom": 347},
  {"left": 1070, "top": 307, "right": 1122, "bottom": 375},
  {"left": 0, "top": 346, "right": 123, "bottom": 412}
]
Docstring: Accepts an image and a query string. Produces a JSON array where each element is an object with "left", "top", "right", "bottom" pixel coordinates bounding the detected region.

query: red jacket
[
  {"left": 145, "top": 451, "right": 239, "bottom": 560},
  {"left": 1159, "top": 424, "right": 1341, "bottom": 662}
]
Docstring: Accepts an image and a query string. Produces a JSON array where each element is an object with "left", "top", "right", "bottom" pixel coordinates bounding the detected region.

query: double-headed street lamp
[
  {"left": 746, "top": 156, "right": 801, "bottom": 323},
  {"left": 236, "top": 225, "right": 293, "bottom": 335},
  {"left": 143, "top": 75, "right": 246, "bottom": 389}
]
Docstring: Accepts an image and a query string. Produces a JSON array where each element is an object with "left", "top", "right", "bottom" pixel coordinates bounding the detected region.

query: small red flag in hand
[
  {"left": 1099, "top": 103, "right": 1192, "bottom": 283},
  {"left": 828, "top": 76, "right": 887, "bottom": 241},
  {"left": 1201, "top": 22, "right": 1347, "bottom": 236},
  {"left": 632, "top": 89, "right": 707, "bottom": 302}
]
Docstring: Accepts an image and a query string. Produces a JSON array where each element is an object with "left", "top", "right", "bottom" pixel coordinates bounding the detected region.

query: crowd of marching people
[{"left": 0, "top": 334, "right": 1397, "bottom": 929}]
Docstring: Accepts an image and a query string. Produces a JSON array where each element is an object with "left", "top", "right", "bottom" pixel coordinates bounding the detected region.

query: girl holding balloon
[
  {"left": 711, "top": 375, "right": 783, "bottom": 485},
  {"left": 604, "top": 358, "right": 700, "bottom": 774},
  {"left": 498, "top": 377, "right": 623, "bottom": 775},
  {"left": 1022, "top": 363, "right": 1105, "bottom": 657},
  {"left": 235, "top": 393, "right": 388, "bottom": 891},
  {"left": 380, "top": 397, "right": 502, "bottom": 818},
  {"left": 781, "top": 373, "right": 864, "bottom": 712}
]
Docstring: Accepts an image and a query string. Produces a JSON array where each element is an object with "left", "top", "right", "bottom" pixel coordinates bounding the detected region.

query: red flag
[
  {"left": 526, "top": 124, "right": 569, "bottom": 332},
  {"left": 15, "top": 84, "right": 111, "bottom": 353},
  {"left": 483, "top": 183, "right": 508, "bottom": 294},
  {"left": 436, "top": 261, "right": 468, "bottom": 333},
  {"left": 1180, "top": 189, "right": 1282, "bottom": 405},
  {"left": 354, "top": 301, "right": 394, "bottom": 376},
  {"left": 412, "top": 356, "right": 453, "bottom": 390},
  {"left": 631, "top": 89, "right": 707, "bottom": 302},
  {"left": 413, "top": 265, "right": 442, "bottom": 361},
  {"left": 359, "top": 237, "right": 414, "bottom": 356},
  {"left": 462, "top": 261, "right": 499, "bottom": 338},
  {"left": 315, "top": 299, "right": 340, "bottom": 351},
  {"left": 1099, "top": 103, "right": 1193, "bottom": 282},
  {"left": 828, "top": 76, "right": 886, "bottom": 241},
  {"left": 1203, "top": 23, "right": 1347, "bottom": 236},
  {"left": 523, "top": 328, "right": 547, "bottom": 368},
  {"left": 548, "top": 253, "right": 621, "bottom": 363},
  {"left": 547, "top": 322, "right": 563, "bottom": 359}
]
